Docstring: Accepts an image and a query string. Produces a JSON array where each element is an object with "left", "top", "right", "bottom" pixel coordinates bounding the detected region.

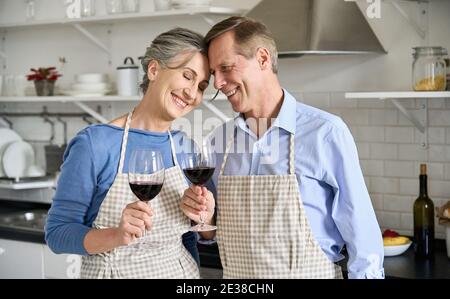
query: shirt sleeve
[
  {"left": 45, "top": 130, "right": 96, "bottom": 256},
  {"left": 322, "top": 120, "right": 385, "bottom": 279}
]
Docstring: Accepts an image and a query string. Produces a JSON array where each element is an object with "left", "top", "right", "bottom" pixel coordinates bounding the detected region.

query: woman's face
[{"left": 149, "top": 52, "right": 210, "bottom": 121}]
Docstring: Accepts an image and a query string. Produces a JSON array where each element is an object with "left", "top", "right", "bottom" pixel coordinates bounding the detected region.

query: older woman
[{"left": 45, "top": 28, "right": 210, "bottom": 279}]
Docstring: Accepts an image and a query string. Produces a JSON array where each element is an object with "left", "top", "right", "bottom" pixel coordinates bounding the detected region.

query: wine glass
[
  {"left": 128, "top": 149, "right": 165, "bottom": 244},
  {"left": 181, "top": 144, "right": 217, "bottom": 232}
]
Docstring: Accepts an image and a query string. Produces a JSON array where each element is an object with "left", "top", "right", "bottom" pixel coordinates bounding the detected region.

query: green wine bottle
[{"left": 413, "top": 164, "right": 435, "bottom": 257}]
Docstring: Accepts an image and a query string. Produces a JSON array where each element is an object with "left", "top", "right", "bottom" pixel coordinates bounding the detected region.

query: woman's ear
[
  {"left": 147, "top": 60, "right": 160, "bottom": 81},
  {"left": 256, "top": 47, "right": 270, "bottom": 71}
]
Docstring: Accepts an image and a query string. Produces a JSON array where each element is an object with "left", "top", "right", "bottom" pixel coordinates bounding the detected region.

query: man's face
[{"left": 208, "top": 31, "right": 263, "bottom": 114}]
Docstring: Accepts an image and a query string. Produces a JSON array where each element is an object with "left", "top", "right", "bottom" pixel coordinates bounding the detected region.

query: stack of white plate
[
  {"left": 0, "top": 128, "right": 45, "bottom": 179},
  {"left": 172, "top": 0, "right": 211, "bottom": 9},
  {"left": 63, "top": 73, "right": 113, "bottom": 97}
]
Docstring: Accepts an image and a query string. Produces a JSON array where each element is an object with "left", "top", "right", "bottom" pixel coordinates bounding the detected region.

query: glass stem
[{"left": 199, "top": 211, "right": 205, "bottom": 226}]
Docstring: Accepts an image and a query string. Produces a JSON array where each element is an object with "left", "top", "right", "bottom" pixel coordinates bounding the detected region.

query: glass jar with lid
[{"left": 412, "top": 47, "right": 447, "bottom": 91}]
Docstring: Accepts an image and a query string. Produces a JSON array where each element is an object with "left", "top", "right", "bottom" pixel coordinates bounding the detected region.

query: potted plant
[{"left": 26, "top": 67, "right": 62, "bottom": 96}]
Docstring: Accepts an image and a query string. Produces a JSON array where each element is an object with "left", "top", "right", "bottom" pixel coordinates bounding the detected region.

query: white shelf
[
  {"left": 0, "top": 94, "right": 226, "bottom": 103},
  {"left": 345, "top": 91, "right": 450, "bottom": 99},
  {"left": 0, "top": 95, "right": 140, "bottom": 103},
  {"left": 0, "top": 94, "right": 230, "bottom": 123},
  {"left": 0, "top": 7, "right": 246, "bottom": 29},
  {"left": 344, "top": 91, "right": 450, "bottom": 136},
  {"left": 0, "top": 179, "right": 55, "bottom": 190}
]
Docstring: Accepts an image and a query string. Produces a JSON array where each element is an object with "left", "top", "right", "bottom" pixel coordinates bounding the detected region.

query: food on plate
[
  {"left": 382, "top": 229, "right": 410, "bottom": 246},
  {"left": 382, "top": 229, "right": 399, "bottom": 238},
  {"left": 383, "top": 236, "right": 410, "bottom": 246}
]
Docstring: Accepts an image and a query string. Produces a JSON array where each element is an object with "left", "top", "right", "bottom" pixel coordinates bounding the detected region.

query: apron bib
[
  {"left": 216, "top": 131, "right": 342, "bottom": 279},
  {"left": 81, "top": 111, "right": 199, "bottom": 279}
]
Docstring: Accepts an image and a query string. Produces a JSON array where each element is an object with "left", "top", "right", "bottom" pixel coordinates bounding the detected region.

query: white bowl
[
  {"left": 26, "top": 165, "right": 45, "bottom": 177},
  {"left": 384, "top": 241, "right": 412, "bottom": 257},
  {"left": 72, "top": 82, "right": 111, "bottom": 91},
  {"left": 75, "top": 73, "right": 108, "bottom": 84}
]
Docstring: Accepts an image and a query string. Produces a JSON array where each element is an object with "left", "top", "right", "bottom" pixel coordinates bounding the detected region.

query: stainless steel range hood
[{"left": 245, "top": 0, "right": 386, "bottom": 57}]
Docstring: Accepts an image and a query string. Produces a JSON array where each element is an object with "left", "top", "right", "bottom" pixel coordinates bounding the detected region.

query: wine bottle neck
[{"left": 419, "top": 174, "right": 428, "bottom": 196}]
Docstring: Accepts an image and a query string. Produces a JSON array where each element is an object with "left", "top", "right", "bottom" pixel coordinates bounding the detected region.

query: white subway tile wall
[{"left": 297, "top": 92, "right": 449, "bottom": 238}]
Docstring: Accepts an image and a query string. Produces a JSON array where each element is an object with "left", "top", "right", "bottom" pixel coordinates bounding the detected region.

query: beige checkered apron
[
  {"left": 81, "top": 111, "right": 199, "bottom": 279},
  {"left": 216, "top": 132, "right": 343, "bottom": 279}
]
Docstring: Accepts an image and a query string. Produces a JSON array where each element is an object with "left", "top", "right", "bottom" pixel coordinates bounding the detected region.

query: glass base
[{"left": 189, "top": 223, "right": 217, "bottom": 232}]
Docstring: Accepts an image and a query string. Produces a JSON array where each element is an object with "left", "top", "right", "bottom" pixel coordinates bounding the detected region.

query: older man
[{"left": 181, "top": 16, "right": 384, "bottom": 279}]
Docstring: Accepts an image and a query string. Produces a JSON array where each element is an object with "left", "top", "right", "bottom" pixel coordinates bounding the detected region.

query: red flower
[{"left": 26, "top": 67, "right": 62, "bottom": 81}]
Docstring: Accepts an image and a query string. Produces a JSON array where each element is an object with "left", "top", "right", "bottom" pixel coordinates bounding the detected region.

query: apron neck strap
[
  {"left": 167, "top": 130, "right": 179, "bottom": 166},
  {"left": 219, "top": 130, "right": 235, "bottom": 176},
  {"left": 118, "top": 111, "right": 133, "bottom": 174},
  {"left": 289, "top": 134, "right": 295, "bottom": 175},
  {"left": 219, "top": 129, "right": 296, "bottom": 176},
  {"left": 117, "top": 111, "right": 178, "bottom": 173}
]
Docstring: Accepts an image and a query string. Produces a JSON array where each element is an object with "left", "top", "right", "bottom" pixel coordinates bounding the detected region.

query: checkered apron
[
  {"left": 81, "top": 111, "right": 199, "bottom": 279},
  {"left": 216, "top": 133, "right": 343, "bottom": 279}
]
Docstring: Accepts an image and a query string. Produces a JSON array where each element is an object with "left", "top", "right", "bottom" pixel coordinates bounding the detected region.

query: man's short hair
[{"left": 205, "top": 16, "right": 278, "bottom": 74}]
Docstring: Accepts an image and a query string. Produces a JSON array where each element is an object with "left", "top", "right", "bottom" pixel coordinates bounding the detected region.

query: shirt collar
[{"left": 234, "top": 88, "right": 297, "bottom": 136}]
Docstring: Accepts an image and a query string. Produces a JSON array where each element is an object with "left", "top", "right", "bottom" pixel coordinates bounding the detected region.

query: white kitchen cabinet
[
  {"left": 0, "top": 238, "right": 81, "bottom": 279},
  {"left": 0, "top": 239, "right": 44, "bottom": 279},
  {"left": 43, "top": 246, "right": 81, "bottom": 279}
]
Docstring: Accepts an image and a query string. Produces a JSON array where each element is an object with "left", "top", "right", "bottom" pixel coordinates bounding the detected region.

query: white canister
[{"left": 117, "top": 57, "right": 139, "bottom": 96}]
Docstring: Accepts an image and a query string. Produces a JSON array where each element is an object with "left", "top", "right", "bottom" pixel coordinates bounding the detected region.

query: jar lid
[
  {"left": 412, "top": 46, "right": 447, "bottom": 56},
  {"left": 117, "top": 57, "right": 139, "bottom": 69}
]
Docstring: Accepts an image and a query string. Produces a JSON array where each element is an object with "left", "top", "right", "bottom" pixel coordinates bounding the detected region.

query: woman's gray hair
[{"left": 140, "top": 27, "right": 207, "bottom": 94}]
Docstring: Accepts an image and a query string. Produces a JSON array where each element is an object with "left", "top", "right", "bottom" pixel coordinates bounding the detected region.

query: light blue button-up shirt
[{"left": 207, "top": 89, "right": 384, "bottom": 279}]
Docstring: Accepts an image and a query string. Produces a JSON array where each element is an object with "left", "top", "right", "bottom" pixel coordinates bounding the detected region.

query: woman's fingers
[
  {"left": 123, "top": 222, "right": 143, "bottom": 239},
  {"left": 126, "top": 209, "right": 152, "bottom": 226},
  {"left": 127, "top": 201, "right": 153, "bottom": 216},
  {"left": 123, "top": 202, "right": 153, "bottom": 230}
]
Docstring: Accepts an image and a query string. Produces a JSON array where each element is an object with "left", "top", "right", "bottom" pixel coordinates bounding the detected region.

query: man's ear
[
  {"left": 147, "top": 60, "right": 160, "bottom": 81},
  {"left": 256, "top": 47, "right": 271, "bottom": 71}
]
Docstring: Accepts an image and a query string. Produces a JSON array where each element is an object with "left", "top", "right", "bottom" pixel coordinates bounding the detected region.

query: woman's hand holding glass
[
  {"left": 116, "top": 201, "right": 153, "bottom": 246},
  {"left": 127, "top": 149, "right": 165, "bottom": 246}
]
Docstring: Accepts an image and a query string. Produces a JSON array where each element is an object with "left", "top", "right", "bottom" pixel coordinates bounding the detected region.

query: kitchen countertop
[
  {"left": 197, "top": 240, "right": 450, "bottom": 279},
  {"left": 1, "top": 201, "right": 448, "bottom": 279},
  {"left": 382, "top": 240, "right": 450, "bottom": 279},
  {"left": 0, "top": 200, "right": 49, "bottom": 243}
]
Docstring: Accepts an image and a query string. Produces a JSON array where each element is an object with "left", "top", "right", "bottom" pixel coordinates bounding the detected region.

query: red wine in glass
[
  {"left": 128, "top": 149, "right": 165, "bottom": 245},
  {"left": 181, "top": 146, "right": 217, "bottom": 232},
  {"left": 129, "top": 182, "right": 163, "bottom": 202},
  {"left": 183, "top": 167, "right": 215, "bottom": 186}
]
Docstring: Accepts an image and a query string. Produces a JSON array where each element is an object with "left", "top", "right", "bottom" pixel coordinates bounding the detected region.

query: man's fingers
[
  {"left": 183, "top": 197, "right": 206, "bottom": 212},
  {"left": 190, "top": 185, "right": 203, "bottom": 195},
  {"left": 183, "top": 205, "right": 202, "bottom": 216}
]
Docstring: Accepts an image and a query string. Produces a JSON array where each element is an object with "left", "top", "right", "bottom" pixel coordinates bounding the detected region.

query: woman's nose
[{"left": 183, "top": 86, "right": 197, "bottom": 100}]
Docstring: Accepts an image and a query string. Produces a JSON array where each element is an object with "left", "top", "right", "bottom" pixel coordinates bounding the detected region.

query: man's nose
[{"left": 214, "top": 72, "right": 226, "bottom": 90}]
